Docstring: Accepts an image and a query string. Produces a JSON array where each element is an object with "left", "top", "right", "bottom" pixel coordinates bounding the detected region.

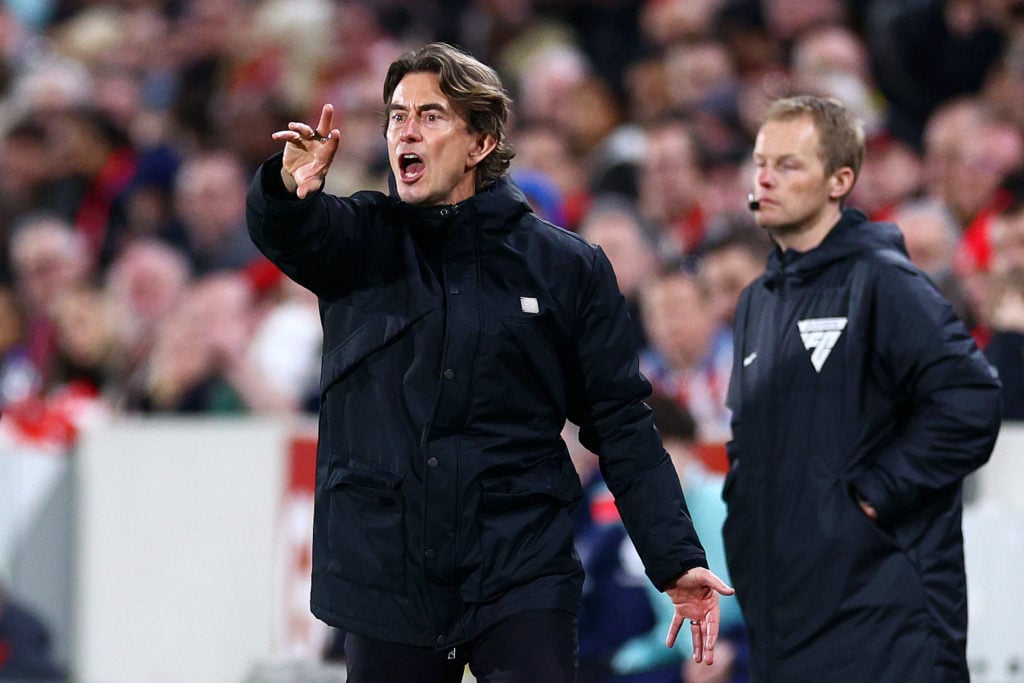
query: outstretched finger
[
  {"left": 703, "top": 608, "right": 720, "bottom": 652},
  {"left": 690, "top": 619, "right": 704, "bottom": 663},
  {"left": 665, "top": 612, "right": 684, "bottom": 648},
  {"left": 315, "top": 104, "right": 335, "bottom": 138},
  {"left": 272, "top": 129, "right": 304, "bottom": 143}
]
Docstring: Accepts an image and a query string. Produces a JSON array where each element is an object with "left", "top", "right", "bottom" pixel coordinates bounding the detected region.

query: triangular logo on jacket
[{"left": 797, "top": 317, "right": 848, "bottom": 372}]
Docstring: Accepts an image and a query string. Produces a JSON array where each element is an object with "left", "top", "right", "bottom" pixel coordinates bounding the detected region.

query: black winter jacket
[
  {"left": 247, "top": 155, "right": 708, "bottom": 649},
  {"left": 724, "top": 209, "right": 1001, "bottom": 682}
]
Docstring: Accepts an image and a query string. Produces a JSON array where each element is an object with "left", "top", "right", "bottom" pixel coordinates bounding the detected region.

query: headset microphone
[{"left": 747, "top": 193, "right": 760, "bottom": 211}]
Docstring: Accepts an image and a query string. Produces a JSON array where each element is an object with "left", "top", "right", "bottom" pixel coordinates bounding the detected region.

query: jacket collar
[
  {"left": 396, "top": 176, "right": 534, "bottom": 233},
  {"left": 763, "top": 208, "right": 907, "bottom": 289}
]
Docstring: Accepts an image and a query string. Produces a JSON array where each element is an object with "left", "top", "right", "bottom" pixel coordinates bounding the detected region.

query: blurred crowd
[
  {"left": 2, "top": 0, "right": 1024, "bottom": 679},
  {"left": 3, "top": 0, "right": 1024, "bottom": 450}
]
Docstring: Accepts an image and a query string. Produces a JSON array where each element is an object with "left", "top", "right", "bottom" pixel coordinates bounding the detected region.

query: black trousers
[{"left": 344, "top": 609, "right": 578, "bottom": 683}]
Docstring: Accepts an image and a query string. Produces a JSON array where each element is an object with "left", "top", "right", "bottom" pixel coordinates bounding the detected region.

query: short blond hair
[{"left": 762, "top": 95, "right": 865, "bottom": 178}]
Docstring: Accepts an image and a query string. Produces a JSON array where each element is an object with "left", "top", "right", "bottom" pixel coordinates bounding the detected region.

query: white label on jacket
[
  {"left": 797, "top": 317, "right": 848, "bottom": 372},
  {"left": 520, "top": 297, "right": 539, "bottom": 314}
]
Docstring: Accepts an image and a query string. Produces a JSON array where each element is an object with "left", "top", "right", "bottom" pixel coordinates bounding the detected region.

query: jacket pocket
[
  {"left": 325, "top": 456, "right": 407, "bottom": 595},
  {"left": 471, "top": 461, "right": 582, "bottom": 601},
  {"left": 319, "top": 313, "right": 421, "bottom": 397}
]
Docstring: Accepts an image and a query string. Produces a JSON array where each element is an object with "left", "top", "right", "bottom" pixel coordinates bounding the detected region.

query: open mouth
[{"left": 398, "top": 153, "right": 425, "bottom": 182}]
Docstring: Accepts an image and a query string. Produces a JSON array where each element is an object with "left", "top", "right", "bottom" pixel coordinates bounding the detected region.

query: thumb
[{"left": 689, "top": 567, "right": 735, "bottom": 596}]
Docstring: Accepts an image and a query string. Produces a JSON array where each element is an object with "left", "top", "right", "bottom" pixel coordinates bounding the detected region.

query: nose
[
  {"left": 399, "top": 116, "right": 421, "bottom": 142},
  {"left": 755, "top": 165, "right": 774, "bottom": 188}
]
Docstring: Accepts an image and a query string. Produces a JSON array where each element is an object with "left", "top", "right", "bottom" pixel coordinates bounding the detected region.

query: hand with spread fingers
[
  {"left": 664, "top": 567, "right": 735, "bottom": 666},
  {"left": 271, "top": 103, "right": 341, "bottom": 198}
]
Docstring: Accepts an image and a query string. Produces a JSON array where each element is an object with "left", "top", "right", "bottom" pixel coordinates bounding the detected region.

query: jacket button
[
  {"left": 425, "top": 548, "right": 436, "bottom": 560},
  {"left": 427, "top": 457, "right": 439, "bottom": 468},
  {"left": 436, "top": 635, "right": 446, "bottom": 646},
  {"left": 449, "top": 286, "right": 460, "bottom": 295},
  {"left": 443, "top": 368, "right": 455, "bottom": 380}
]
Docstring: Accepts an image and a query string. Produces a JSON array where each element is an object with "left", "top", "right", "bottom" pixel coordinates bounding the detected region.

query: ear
[
  {"left": 466, "top": 133, "right": 498, "bottom": 170},
  {"left": 828, "top": 167, "right": 856, "bottom": 201}
]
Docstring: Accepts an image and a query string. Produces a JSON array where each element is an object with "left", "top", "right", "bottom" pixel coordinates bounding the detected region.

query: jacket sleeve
[
  {"left": 851, "top": 260, "right": 1002, "bottom": 524},
  {"left": 570, "top": 246, "right": 708, "bottom": 588},
  {"left": 246, "top": 153, "right": 383, "bottom": 299}
]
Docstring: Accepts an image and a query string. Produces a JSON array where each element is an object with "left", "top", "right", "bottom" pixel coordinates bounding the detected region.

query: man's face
[
  {"left": 386, "top": 72, "right": 488, "bottom": 206},
  {"left": 701, "top": 245, "right": 764, "bottom": 325},
  {"left": 640, "top": 125, "right": 702, "bottom": 222},
  {"left": 751, "top": 116, "right": 834, "bottom": 237}
]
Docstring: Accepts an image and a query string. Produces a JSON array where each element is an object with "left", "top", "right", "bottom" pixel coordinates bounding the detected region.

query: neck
[{"left": 774, "top": 203, "right": 843, "bottom": 253}]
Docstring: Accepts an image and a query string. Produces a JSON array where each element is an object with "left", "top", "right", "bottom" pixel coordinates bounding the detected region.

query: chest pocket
[{"left": 320, "top": 312, "right": 427, "bottom": 397}]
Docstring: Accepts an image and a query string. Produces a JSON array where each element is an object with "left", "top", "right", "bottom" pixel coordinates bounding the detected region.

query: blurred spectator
[
  {"left": 125, "top": 272, "right": 297, "bottom": 414},
  {"left": 695, "top": 212, "right": 772, "bottom": 330},
  {"left": 866, "top": 0, "right": 1009, "bottom": 149},
  {"left": 917, "top": 97, "right": 1024, "bottom": 336},
  {"left": 662, "top": 39, "right": 738, "bottom": 117},
  {"left": 639, "top": 0, "right": 721, "bottom": 47},
  {"left": 577, "top": 196, "right": 661, "bottom": 351},
  {"left": 920, "top": 96, "right": 988, "bottom": 209},
  {"left": 102, "top": 238, "right": 192, "bottom": 408},
  {"left": 513, "top": 40, "right": 590, "bottom": 125},
  {"left": 8, "top": 213, "right": 93, "bottom": 393},
  {"left": 638, "top": 116, "right": 710, "bottom": 261},
  {"left": 249, "top": 0, "right": 334, "bottom": 114},
  {"left": 208, "top": 89, "right": 298, "bottom": 176},
  {"left": 622, "top": 48, "right": 672, "bottom": 126},
  {"left": 0, "top": 118, "right": 78, "bottom": 276},
  {"left": 3, "top": 57, "right": 94, "bottom": 127},
  {"left": 513, "top": 120, "right": 591, "bottom": 229},
  {"left": 849, "top": 130, "right": 924, "bottom": 221},
  {"left": 639, "top": 270, "right": 730, "bottom": 442},
  {"left": 167, "top": 0, "right": 253, "bottom": 149},
  {"left": 118, "top": 145, "right": 189, "bottom": 254},
  {"left": 790, "top": 24, "right": 883, "bottom": 136},
  {"left": 48, "top": 284, "right": 117, "bottom": 395},
  {"left": 889, "top": 198, "right": 978, "bottom": 333},
  {"left": 983, "top": 172, "right": 1024, "bottom": 418},
  {"left": 985, "top": 264, "right": 1024, "bottom": 419},
  {"left": 46, "top": 106, "right": 139, "bottom": 268},
  {"left": 895, "top": 198, "right": 960, "bottom": 277},
  {"left": 563, "top": 74, "right": 644, "bottom": 195},
  {"left": 561, "top": 0, "right": 646, "bottom": 99},
  {"left": 171, "top": 150, "right": 263, "bottom": 275},
  {"left": 947, "top": 116, "right": 1023, "bottom": 271},
  {"left": 759, "top": 0, "right": 845, "bottom": 45}
]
